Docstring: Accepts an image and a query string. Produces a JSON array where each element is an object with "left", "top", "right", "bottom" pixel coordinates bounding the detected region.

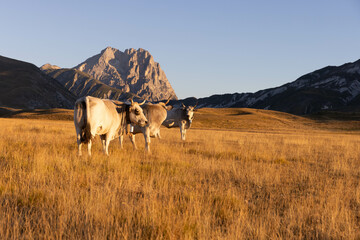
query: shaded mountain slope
[{"left": 0, "top": 56, "right": 76, "bottom": 109}]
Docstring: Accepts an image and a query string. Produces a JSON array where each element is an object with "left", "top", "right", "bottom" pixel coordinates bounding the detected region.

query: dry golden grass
[{"left": 0, "top": 108, "right": 360, "bottom": 239}]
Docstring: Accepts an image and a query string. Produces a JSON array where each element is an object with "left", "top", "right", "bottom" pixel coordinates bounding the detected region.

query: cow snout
[{"left": 138, "top": 120, "right": 148, "bottom": 126}]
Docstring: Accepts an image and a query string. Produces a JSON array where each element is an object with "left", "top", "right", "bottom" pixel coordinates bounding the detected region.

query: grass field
[{"left": 0, "top": 108, "right": 359, "bottom": 239}]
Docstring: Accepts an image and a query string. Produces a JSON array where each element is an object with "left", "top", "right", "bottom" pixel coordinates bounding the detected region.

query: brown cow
[{"left": 120, "top": 98, "right": 173, "bottom": 152}]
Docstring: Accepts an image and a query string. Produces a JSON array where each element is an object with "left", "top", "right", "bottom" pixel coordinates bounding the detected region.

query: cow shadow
[{"left": 228, "top": 110, "right": 253, "bottom": 116}]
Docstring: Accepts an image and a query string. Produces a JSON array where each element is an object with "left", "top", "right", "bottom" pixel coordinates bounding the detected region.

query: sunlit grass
[{"left": 0, "top": 114, "right": 359, "bottom": 239}]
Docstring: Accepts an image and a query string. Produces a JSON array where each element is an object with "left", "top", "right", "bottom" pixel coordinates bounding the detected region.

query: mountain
[
  {"left": 0, "top": 56, "right": 76, "bottom": 109},
  {"left": 41, "top": 66, "right": 138, "bottom": 101},
  {"left": 74, "top": 47, "right": 177, "bottom": 101},
  {"left": 181, "top": 59, "right": 360, "bottom": 115}
]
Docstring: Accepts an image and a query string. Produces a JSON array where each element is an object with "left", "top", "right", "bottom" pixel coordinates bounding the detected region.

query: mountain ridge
[
  {"left": 179, "top": 59, "right": 360, "bottom": 115},
  {"left": 2, "top": 51, "right": 359, "bottom": 115}
]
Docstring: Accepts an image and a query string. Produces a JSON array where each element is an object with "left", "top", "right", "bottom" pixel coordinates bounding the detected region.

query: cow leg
[
  {"left": 144, "top": 127, "right": 151, "bottom": 152},
  {"left": 87, "top": 139, "right": 92, "bottom": 157},
  {"left": 180, "top": 123, "right": 186, "bottom": 141},
  {"left": 156, "top": 130, "right": 161, "bottom": 139},
  {"left": 78, "top": 143, "right": 82, "bottom": 156},
  {"left": 75, "top": 127, "right": 84, "bottom": 156},
  {"left": 119, "top": 135, "right": 124, "bottom": 149},
  {"left": 100, "top": 135, "right": 106, "bottom": 154},
  {"left": 129, "top": 134, "right": 137, "bottom": 150},
  {"left": 104, "top": 135, "right": 111, "bottom": 156},
  {"left": 76, "top": 132, "right": 83, "bottom": 156}
]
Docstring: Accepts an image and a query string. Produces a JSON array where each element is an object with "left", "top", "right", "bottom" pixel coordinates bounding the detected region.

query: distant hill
[
  {"left": 0, "top": 56, "right": 76, "bottom": 109},
  {"left": 74, "top": 47, "right": 177, "bottom": 101},
  {"left": 180, "top": 59, "right": 360, "bottom": 115},
  {"left": 41, "top": 67, "right": 138, "bottom": 101}
]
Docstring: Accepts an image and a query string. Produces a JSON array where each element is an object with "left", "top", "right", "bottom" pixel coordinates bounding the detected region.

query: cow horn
[
  {"left": 139, "top": 99, "right": 146, "bottom": 105},
  {"left": 194, "top": 101, "right": 198, "bottom": 109},
  {"left": 181, "top": 102, "right": 186, "bottom": 108},
  {"left": 112, "top": 100, "right": 123, "bottom": 105},
  {"left": 165, "top": 95, "right": 172, "bottom": 105},
  {"left": 130, "top": 98, "right": 134, "bottom": 105}
]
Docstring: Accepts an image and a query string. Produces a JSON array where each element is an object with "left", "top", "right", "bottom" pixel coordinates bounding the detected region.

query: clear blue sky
[{"left": 1, "top": 0, "right": 359, "bottom": 99}]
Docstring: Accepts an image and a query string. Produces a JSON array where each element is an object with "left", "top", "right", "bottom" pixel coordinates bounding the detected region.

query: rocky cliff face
[{"left": 74, "top": 47, "right": 177, "bottom": 101}]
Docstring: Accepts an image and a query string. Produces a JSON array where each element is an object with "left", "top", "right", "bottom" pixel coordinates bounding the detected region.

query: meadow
[{"left": 0, "top": 108, "right": 359, "bottom": 239}]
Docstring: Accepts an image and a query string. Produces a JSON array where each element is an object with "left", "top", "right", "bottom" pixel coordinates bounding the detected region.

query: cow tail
[
  {"left": 82, "top": 97, "right": 92, "bottom": 144},
  {"left": 75, "top": 98, "right": 91, "bottom": 144}
]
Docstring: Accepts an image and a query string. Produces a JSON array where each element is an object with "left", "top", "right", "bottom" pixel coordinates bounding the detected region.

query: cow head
[
  {"left": 129, "top": 99, "right": 148, "bottom": 127},
  {"left": 181, "top": 103, "right": 196, "bottom": 123}
]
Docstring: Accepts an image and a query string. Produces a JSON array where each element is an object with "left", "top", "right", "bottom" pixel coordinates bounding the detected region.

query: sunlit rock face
[{"left": 74, "top": 47, "right": 177, "bottom": 101}]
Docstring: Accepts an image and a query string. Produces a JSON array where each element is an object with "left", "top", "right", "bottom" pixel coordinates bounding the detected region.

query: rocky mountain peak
[
  {"left": 40, "top": 63, "right": 60, "bottom": 71},
  {"left": 102, "top": 46, "right": 118, "bottom": 53},
  {"left": 99, "top": 47, "right": 119, "bottom": 62},
  {"left": 74, "top": 47, "right": 176, "bottom": 101}
]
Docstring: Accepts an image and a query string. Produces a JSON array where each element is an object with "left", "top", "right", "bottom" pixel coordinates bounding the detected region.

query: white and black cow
[{"left": 162, "top": 102, "right": 196, "bottom": 140}]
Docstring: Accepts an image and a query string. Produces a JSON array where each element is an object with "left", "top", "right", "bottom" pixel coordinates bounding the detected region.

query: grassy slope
[
  {"left": 0, "top": 109, "right": 359, "bottom": 238},
  {"left": 193, "top": 108, "right": 360, "bottom": 132}
]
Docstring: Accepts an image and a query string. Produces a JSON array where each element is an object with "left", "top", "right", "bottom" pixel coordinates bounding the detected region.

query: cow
[
  {"left": 119, "top": 97, "right": 173, "bottom": 152},
  {"left": 74, "top": 96, "right": 148, "bottom": 156},
  {"left": 162, "top": 102, "right": 196, "bottom": 140}
]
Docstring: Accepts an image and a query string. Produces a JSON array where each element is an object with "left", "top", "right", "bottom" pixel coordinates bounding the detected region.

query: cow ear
[{"left": 166, "top": 105, "right": 173, "bottom": 111}]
